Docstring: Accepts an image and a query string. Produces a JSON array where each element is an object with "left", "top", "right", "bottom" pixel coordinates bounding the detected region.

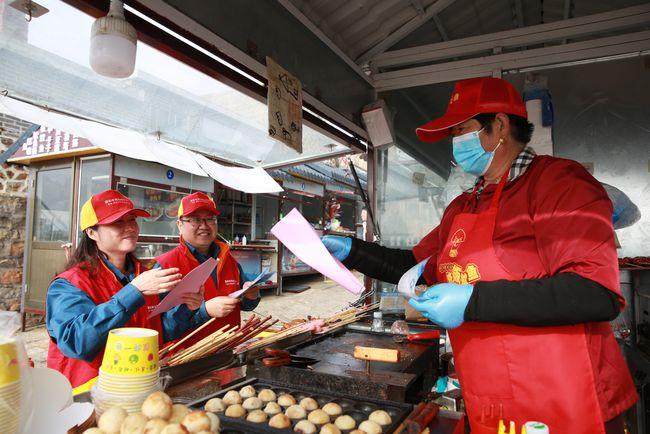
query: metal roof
[
  {"left": 270, "top": 161, "right": 368, "bottom": 192},
  {"left": 287, "top": 0, "right": 649, "bottom": 63},
  {"left": 288, "top": 0, "right": 441, "bottom": 60}
]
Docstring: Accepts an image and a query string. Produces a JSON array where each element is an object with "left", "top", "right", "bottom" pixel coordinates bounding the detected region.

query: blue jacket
[{"left": 46, "top": 256, "right": 208, "bottom": 362}]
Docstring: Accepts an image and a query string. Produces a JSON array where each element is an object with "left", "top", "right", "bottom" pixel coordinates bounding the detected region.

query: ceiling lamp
[{"left": 89, "top": 0, "right": 137, "bottom": 78}]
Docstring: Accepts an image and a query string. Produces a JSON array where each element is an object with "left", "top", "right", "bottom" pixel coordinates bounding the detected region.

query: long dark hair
[{"left": 65, "top": 230, "right": 138, "bottom": 276}]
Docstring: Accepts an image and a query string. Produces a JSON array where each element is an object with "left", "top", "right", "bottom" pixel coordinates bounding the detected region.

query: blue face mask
[{"left": 452, "top": 128, "right": 500, "bottom": 176}]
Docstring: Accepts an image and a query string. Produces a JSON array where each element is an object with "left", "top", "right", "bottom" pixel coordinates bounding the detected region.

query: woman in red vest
[
  {"left": 46, "top": 190, "right": 209, "bottom": 388},
  {"left": 323, "top": 78, "right": 636, "bottom": 433},
  {"left": 156, "top": 192, "right": 260, "bottom": 351}
]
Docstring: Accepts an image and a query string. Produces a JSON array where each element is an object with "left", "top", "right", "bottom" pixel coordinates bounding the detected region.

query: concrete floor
[{"left": 17, "top": 273, "right": 361, "bottom": 368}]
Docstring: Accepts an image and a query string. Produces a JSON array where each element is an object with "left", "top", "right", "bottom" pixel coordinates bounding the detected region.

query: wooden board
[{"left": 353, "top": 346, "right": 400, "bottom": 363}]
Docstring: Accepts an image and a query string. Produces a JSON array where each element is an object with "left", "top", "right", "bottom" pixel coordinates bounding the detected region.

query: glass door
[
  {"left": 75, "top": 156, "right": 111, "bottom": 242},
  {"left": 24, "top": 163, "right": 74, "bottom": 313}
]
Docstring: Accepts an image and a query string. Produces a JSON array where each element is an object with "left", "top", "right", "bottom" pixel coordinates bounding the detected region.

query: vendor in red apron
[
  {"left": 46, "top": 190, "right": 208, "bottom": 388},
  {"left": 323, "top": 77, "right": 637, "bottom": 434},
  {"left": 156, "top": 192, "right": 260, "bottom": 351}
]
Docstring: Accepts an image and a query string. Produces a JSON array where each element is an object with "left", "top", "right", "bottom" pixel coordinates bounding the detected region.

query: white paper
[
  {"left": 193, "top": 153, "right": 283, "bottom": 194},
  {"left": 228, "top": 269, "right": 276, "bottom": 298},
  {"left": 397, "top": 256, "right": 431, "bottom": 299}
]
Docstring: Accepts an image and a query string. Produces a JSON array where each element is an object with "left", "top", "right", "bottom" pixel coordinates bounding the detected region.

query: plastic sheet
[
  {"left": 90, "top": 375, "right": 169, "bottom": 417},
  {"left": 602, "top": 183, "right": 642, "bottom": 230},
  {"left": 0, "top": 311, "right": 34, "bottom": 434},
  {"left": 389, "top": 320, "right": 410, "bottom": 335}
]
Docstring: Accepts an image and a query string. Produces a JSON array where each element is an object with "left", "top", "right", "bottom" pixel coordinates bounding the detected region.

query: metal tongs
[
  {"left": 393, "top": 330, "right": 441, "bottom": 344},
  {"left": 261, "top": 347, "right": 319, "bottom": 367}
]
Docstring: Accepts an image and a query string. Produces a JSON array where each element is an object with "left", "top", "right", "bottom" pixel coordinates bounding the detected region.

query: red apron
[
  {"left": 437, "top": 171, "right": 606, "bottom": 434},
  {"left": 156, "top": 239, "right": 241, "bottom": 351}
]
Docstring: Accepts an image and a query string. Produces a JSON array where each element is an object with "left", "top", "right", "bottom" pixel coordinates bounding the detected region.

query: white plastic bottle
[{"left": 242, "top": 235, "right": 247, "bottom": 246}]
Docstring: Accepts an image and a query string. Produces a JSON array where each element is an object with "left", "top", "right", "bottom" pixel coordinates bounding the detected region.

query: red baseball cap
[
  {"left": 416, "top": 77, "right": 528, "bottom": 143},
  {"left": 80, "top": 189, "right": 150, "bottom": 231},
  {"left": 178, "top": 192, "right": 220, "bottom": 218}
]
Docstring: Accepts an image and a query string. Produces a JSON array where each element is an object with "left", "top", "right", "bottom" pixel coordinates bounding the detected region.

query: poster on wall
[{"left": 266, "top": 57, "right": 303, "bottom": 154}]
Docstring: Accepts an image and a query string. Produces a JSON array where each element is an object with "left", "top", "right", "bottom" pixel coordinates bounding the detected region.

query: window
[
  {"left": 339, "top": 200, "right": 355, "bottom": 232},
  {"left": 301, "top": 196, "right": 323, "bottom": 229},
  {"left": 34, "top": 167, "right": 72, "bottom": 242},
  {"left": 116, "top": 183, "right": 186, "bottom": 237},
  {"left": 255, "top": 195, "right": 279, "bottom": 240}
]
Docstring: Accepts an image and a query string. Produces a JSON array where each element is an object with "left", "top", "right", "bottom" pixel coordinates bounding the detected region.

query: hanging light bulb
[{"left": 89, "top": 0, "right": 137, "bottom": 78}]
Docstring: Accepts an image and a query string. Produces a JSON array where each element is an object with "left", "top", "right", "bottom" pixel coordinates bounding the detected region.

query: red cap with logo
[
  {"left": 178, "top": 192, "right": 220, "bottom": 218},
  {"left": 416, "top": 77, "right": 528, "bottom": 143},
  {"left": 80, "top": 189, "right": 150, "bottom": 231}
]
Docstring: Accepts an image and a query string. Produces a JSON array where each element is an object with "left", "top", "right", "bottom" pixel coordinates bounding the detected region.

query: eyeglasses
[{"left": 180, "top": 217, "right": 218, "bottom": 227}]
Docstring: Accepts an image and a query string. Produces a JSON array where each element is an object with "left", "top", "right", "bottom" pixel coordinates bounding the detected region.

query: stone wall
[{"left": 0, "top": 113, "right": 30, "bottom": 313}]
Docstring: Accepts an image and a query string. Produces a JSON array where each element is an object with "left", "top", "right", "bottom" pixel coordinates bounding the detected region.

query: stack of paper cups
[
  {"left": 92, "top": 328, "right": 160, "bottom": 415},
  {"left": 524, "top": 421, "right": 550, "bottom": 434},
  {"left": 0, "top": 338, "right": 21, "bottom": 434}
]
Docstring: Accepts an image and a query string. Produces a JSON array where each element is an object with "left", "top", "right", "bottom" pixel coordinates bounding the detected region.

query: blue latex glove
[
  {"left": 408, "top": 283, "right": 474, "bottom": 329},
  {"left": 321, "top": 235, "right": 352, "bottom": 261}
]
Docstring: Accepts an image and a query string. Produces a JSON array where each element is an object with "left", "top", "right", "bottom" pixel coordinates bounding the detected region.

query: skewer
[
  {"left": 170, "top": 329, "right": 237, "bottom": 365},
  {"left": 214, "top": 318, "right": 273, "bottom": 353},
  {"left": 239, "top": 320, "right": 312, "bottom": 352},
  {"left": 166, "top": 316, "right": 275, "bottom": 365},
  {"left": 166, "top": 302, "right": 380, "bottom": 365},
  {"left": 222, "top": 319, "right": 279, "bottom": 351},
  {"left": 167, "top": 325, "right": 238, "bottom": 365},
  {"left": 159, "top": 317, "right": 219, "bottom": 357}
]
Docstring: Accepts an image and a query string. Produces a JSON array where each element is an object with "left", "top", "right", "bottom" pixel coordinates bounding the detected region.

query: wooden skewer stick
[
  {"left": 170, "top": 330, "right": 237, "bottom": 365},
  {"left": 222, "top": 319, "right": 279, "bottom": 351},
  {"left": 167, "top": 325, "right": 238, "bottom": 364},
  {"left": 175, "top": 324, "right": 238, "bottom": 357},
  {"left": 241, "top": 321, "right": 310, "bottom": 352},
  {"left": 160, "top": 317, "right": 219, "bottom": 357},
  {"left": 222, "top": 320, "right": 269, "bottom": 350},
  {"left": 169, "top": 325, "right": 238, "bottom": 360}
]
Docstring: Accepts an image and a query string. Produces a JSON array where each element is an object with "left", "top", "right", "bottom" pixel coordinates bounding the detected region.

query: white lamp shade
[
  {"left": 90, "top": 33, "right": 136, "bottom": 78},
  {"left": 89, "top": 1, "right": 137, "bottom": 79}
]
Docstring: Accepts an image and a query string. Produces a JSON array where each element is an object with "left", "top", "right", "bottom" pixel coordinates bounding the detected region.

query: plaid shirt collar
[
  {"left": 508, "top": 146, "right": 537, "bottom": 181},
  {"left": 471, "top": 146, "right": 537, "bottom": 197}
]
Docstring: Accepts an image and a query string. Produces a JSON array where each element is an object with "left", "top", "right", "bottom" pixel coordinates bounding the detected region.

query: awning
[
  {"left": 0, "top": 0, "right": 355, "bottom": 168},
  {"left": 307, "top": 162, "right": 367, "bottom": 190},
  {"left": 0, "top": 97, "right": 283, "bottom": 194},
  {"left": 269, "top": 161, "right": 367, "bottom": 199}
]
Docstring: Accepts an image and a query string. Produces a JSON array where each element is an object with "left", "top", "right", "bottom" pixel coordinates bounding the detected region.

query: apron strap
[{"left": 488, "top": 168, "right": 511, "bottom": 210}]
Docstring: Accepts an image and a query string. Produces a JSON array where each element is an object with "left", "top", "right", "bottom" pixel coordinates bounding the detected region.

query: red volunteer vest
[
  {"left": 46, "top": 260, "right": 163, "bottom": 388},
  {"left": 416, "top": 161, "right": 636, "bottom": 433},
  {"left": 156, "top": 240, "right": 241, "bottom": 350}
]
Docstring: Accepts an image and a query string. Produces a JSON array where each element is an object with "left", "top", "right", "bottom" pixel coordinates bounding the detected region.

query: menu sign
[
  {"left": 10, "top": 127, "right": 95, "bottom": 160},
  {"left": 267, "top": 57, "right": 303, "bottom": 154}
]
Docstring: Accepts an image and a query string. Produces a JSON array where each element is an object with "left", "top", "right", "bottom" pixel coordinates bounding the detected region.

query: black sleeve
[
  {"left": 342, "top": 238, "right": 420, "bottom": 285},
  {"left": 465, "top": 272, "right": 621, "bottom": 327}
]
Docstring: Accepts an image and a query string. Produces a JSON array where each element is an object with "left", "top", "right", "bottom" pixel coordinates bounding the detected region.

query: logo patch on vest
[
  {"left": 448, "top": 229, "right": 466, "bottom": 258},
  {"left": 439, "top": 262, "right": 481, "bottom": 284}
]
